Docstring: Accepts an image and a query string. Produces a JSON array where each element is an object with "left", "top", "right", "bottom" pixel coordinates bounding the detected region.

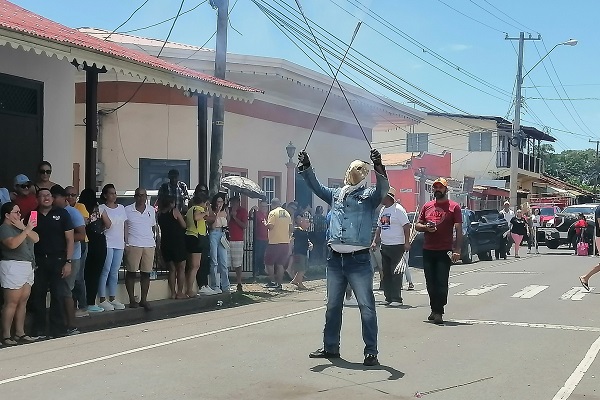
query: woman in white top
[
  {"left": 97, "top": 184, "right": 128, "bottom": 311},
  {"left": 529, "top": 208, "right": 540, "bottom": 254},
  {"left": 208, "top": 193, "right": 230, "bottom": 293}
]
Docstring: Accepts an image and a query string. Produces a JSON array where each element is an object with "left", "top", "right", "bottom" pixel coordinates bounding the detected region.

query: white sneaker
[
  {"left": 212, "top": 287, "right": 223, "bottom": 294},
  {"left": 75, "top": 309, "right": 89, "bottom": 318},
  {"left": 110, "top": 300, "right": 125, "bottom": 310},
  {"left": 99, "top": 300, "right": 115, "bottom": 311},
  {"left": 344, "top": 296, "right": 358, "bottom": 306},
  {"left": 388, "top": 301, "right": 403, "bottom": 307},
  {"left": 198, "top": 285, "right": 217, "bottom": 296}
]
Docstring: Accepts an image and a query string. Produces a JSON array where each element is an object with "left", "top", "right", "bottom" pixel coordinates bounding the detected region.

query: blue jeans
[
  {"left": 98, "top": 248, "right": 124, "bottom": 298},
  {"left": 324, "top": 250, "right": 378, "bottom": 356},
  {"left": 209, "top": 230, "right": 230, "bottom": 291},
  {"left": 72, "top": 242, "right": 88, "bottom": 309}
]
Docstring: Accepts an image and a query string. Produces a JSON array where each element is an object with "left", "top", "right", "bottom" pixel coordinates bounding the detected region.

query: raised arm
[
  {"left": 369, "top": 149, "right": 389, "bottom": 206},
  {"left": 297, "top": 151, "right": 334, "bottom": 204}
]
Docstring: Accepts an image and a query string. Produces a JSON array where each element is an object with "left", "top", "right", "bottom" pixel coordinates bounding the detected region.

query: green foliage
[{"left": 541, "top": 146, "right": 599, "bottom": 190}]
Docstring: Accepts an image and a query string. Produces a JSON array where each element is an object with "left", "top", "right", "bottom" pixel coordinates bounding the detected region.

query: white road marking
[
  {"left": 415, "top": 282, "right": 461, "bottom": 295},
  {"left": 511, "top": 285, "right": 549, "bottom": 299},
  {"left": 560, "top": 287, "right": 595, "bottom": 301},
  {"left": 0, "top": 306, "right": 326, "bottom": 386},
  {"left": 453, "top": 319, "right": 600, "bottom": 332},
  {"left": 552, "top": 335, "right": 600, "bottom": 400},
  {"left": 455, "top": 284, "right": 507, "bottom": 296}
]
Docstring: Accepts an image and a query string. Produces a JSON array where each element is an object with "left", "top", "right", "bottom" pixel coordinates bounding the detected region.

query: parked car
[
  {"left": 407, "top": 209, "right": 508, "bottom": 268},
  {"left": 541, "top": 203, "right": 599, "bottom": 249}
]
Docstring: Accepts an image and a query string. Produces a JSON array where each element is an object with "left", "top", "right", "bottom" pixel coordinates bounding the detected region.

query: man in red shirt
[
  {"left": 228, "top": 196, "right": 248, "bottom": 292},
  {"left": 415, "top": 178, "right": 463, "bottom": 325},
  {"left": 252, "top": 200, "right": 269, "bottom": 276},
  {"left": 10, "top": 174, "right": 38, "bottom": 220}
]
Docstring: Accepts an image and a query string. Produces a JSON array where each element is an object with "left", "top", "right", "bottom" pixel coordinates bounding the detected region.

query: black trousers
[
  {"left": 85, "top": 235, "right": 107, "bottom": 306},
  {"left": 196, "top": 235, "right": 210, "bottom": 288},
  {"left": 31, "top": 256, "right": 68, "bottom": 336},
  {"left": 380, "top": 244, "right": 405, "bottom": 303},
  {"left": 423, "top": 249, "right": 452, "bottom": 315},
  {"left": 253, "top": 239, "right": 268, "bottom": 275}
]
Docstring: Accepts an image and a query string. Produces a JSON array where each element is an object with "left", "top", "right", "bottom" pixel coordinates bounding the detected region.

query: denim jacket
[{"left": 299, "top": 167, "right": 389, "bottom": 248}]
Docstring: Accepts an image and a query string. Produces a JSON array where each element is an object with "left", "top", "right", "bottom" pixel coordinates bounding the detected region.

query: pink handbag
[{"left": 577, "top": 241, "right": 589, "bottom": 256}]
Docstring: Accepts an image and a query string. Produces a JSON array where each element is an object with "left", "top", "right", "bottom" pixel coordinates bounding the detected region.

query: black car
[
  {"left": 408, "top": 209, "right": 508, "bottom": 268},
  {"left": 541, "top": 203, "right": 599, "bottom": 249}
]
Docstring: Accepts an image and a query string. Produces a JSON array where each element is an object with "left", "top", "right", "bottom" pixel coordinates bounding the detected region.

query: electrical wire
[
  {"left": 481, "top": 0, "right": 538, "bottom": 34},
  {"left": 119, "top": 0, "right": 208, "bottom": 34},
  {"left": 175, "top": 0, "right": 239, "bottom": 64},
  {"left": 527, "top": 97, "right": 600, "bottom": 101},
  {"left": 101, "top": 0, "right": 187, "bottom": 115},
  {"left": 104, "top": 0, "right": 151, "bottom": 41},
  {"left": 467, "top": 0, "right": 527, "bottom": 33},
  {"left": 328, "top": 0, "right": 511, "bottom": 100},
  {"left": 435, "top": 0, "right": 508, "bottom": 34}
]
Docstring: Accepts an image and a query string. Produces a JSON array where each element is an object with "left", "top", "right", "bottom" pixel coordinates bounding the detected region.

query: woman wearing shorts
[
  {"left": 157, "top": 195, "right": 188, "bottom": 299},
  {"left": 0, "top": 202, "right": 39, "bottom": 346},
  {"left": 185, "top": 191, "right": 210, "bottom": 297}
]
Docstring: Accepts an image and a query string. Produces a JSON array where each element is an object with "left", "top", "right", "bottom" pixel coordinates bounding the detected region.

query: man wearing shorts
[
  {"left": 124, "top": 188, "right": 156, "bottom": 311},
  {"left": 264, "top": 198, "right": 292, "bottom": 291},
  {"left": 228, "top": 196, "right": 247, "bottom": 292}
]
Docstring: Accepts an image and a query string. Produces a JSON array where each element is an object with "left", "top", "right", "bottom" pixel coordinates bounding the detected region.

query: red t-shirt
[
  {"left": 228, "top": 207, "right": 248, "bottom": 242},
  {"left": 418, "top": 199, "right": 462, "bottom": 251},
  {"left": 254, "top": 210, "right": 268, "bottom": 241},
  {"left": 14, "top": 193, "right": 38, "bottom": 220}
]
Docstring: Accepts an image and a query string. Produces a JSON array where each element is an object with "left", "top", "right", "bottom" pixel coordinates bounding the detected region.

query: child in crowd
[{"left": 290, "top": 214, "right": 312, "bottom": 290}]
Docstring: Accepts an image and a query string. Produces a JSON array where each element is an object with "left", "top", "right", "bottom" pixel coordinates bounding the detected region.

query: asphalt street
[{"left": 1, "top": 248, "right": 599, "bottom": 400}]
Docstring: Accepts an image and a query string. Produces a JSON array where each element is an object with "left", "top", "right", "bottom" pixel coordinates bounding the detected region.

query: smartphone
[{"left": 29, "top": 210, "right": 38, "bottom": 227}]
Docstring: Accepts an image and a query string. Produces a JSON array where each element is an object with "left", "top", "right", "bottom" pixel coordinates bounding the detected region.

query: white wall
[{"left": 0, "top": 45, "right": 75, "bottom": 186}]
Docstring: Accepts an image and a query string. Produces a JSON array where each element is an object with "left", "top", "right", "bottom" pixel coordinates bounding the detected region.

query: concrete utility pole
[
  {"left": 209, "top": 0, "right": 229, "bottom": 195},
  {"left": 590, "top": 139, "right": 600, "bottom": 194},
  {"left": 505, "top": 32, "right": 540, "bottom": 210}
]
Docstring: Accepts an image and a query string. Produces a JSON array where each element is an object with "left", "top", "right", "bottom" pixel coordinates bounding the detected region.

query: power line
[
  {"left": 467, "top": 0, "right": 527, "bottom": 33},
  {"left": 528, "top": 97, "right": 600, "bottom": 101},
  {"left": 435, "top": 0, "right": 508, "bottom": 34},
  {"left": 104, "top": 0, "right": 151, "bottom": 41},
  {"left": 101, "top": 0, "right": 187, "bottom": 114},
  {"left": 119, "top": 0, "right": 208, "bottom": 34},
  {"left": 481, "top": 0, "right": 538, "bottom": 34}
]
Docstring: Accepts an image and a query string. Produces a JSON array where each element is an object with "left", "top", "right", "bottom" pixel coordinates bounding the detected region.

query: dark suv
[{"left": 541, "top": 203, "right": 598, "bottom": 249}]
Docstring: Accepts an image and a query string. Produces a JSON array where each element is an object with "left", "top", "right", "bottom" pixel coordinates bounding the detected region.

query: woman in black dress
[{"left": 157, "top": 195, "right": 187, "bottom": 299}]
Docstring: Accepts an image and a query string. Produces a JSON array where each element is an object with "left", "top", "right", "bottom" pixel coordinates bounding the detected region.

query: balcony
[{"left": 496, "top": 150, "right": 544, "bottom": 174}]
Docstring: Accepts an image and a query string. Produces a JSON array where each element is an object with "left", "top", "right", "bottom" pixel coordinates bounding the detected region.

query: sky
[{"left": 12, "top": 0, "right": 600, "bottom": 152}]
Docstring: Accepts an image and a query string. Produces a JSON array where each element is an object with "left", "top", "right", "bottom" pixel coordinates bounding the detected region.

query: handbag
[
  {"left": 220, "top": 234, "right": 230, "bottom": 249},
  {"left": 87, "top": 207, "right": 105, "bottom": 235},
  {"left": 577, "top": 241, "right": 589, "bottom": 256}
]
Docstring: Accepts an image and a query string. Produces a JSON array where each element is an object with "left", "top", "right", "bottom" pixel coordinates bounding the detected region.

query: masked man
[{"left": 298, "top": 149, "right": 388, "bottom": 367}]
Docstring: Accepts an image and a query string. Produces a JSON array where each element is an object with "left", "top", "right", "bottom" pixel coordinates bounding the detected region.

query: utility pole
[
  {"left": 506, "top": 32, "right": 541, "bottom": 210},
  {"left": 590, "top": 139, "right": 600, "bottom": 194},
  {"left": 209, "top": 0, "right": 229, "bottom": 195}
]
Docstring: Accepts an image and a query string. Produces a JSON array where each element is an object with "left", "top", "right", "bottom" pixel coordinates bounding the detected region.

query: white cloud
[{"left": 447, "top": 44, "right": 472, "bottom": 52}]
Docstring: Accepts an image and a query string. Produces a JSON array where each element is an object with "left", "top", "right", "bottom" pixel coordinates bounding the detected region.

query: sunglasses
[
  {"left": 66, "top": 193, "right": 78, "bottom": 197},
  {"left": 18, "top": 184, "right": 31, "bottom": 189},
  {"left": 39, "top": 169, "right": 52, "bottom": 174}
]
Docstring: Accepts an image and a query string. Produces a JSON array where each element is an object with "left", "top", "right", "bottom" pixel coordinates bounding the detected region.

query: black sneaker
[
  {"left": 66, "top": 327, "right": 80, "bottom": 336},
  {"left": 263, "top": 281, "right": 277, "bottom": 288},
  {"left": 269, "top": 284, "right": 283, "bottom": 292},
  {"left": 237, "top": 283, "right": 243, "bottom": 292},
  {"left": 363, "top": 354, "right": 379, "bottom": 366},
  {"left": 433, "top": 313, "right": 444, "bottom": 325},
  {"left": 428, "top": 312, "right": 435, "bottom": 321},
  {"left": 309, "top": 348, "right": 340, "bottom": 359}
]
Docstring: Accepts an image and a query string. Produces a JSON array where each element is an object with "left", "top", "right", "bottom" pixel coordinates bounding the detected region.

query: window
[
  {"left": 469, "top": 131, "right": 492, "bottom": 152},
  {"left": 406, "top": 133, "right": 428, "bottom": 152},
  {"left": 262, "top": 176, "right": 276, "bottom": 204},
  {"left": 258, "top": 171, "right": 282, "bottom": 205}
]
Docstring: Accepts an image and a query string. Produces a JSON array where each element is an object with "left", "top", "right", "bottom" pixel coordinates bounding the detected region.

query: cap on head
[
  {"left": 14, "top": 174, "right": 31, "bottom": 186},
  {"left": 503, "top": 201, "right": 510, "bottom": 206},
  {"left": 432, "top": 178, "right": 448, "bottom": 188},
  {"left": 50, "top": 184, "right": 66, "bottom": 197},
  {"left": 386, "top": 186, "right": 396, "bottom": 199},
  {"left": 168, "top": 169, "right": 179, "bottom": 177}
]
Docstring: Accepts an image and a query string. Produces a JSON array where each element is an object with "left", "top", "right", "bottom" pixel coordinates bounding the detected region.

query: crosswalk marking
[
  {"left": 415, "top": 282, "right": 461, "bottom": 295},
  {"left": 455, "top": 284, "right": 507, "bottom": 296},
  {"left": 560, "top": 287, "right": 595, "bottom": 301},
  {"left": 511, "top": 285, "right": 549, "bottom": 299}
]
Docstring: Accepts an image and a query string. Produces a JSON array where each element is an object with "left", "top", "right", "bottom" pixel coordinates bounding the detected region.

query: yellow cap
[
  {"left": 432, "top": 177, "right": 448, "bottom": 188},
  {"left": 387, "top": 186, "right": 396, "bottom": 199}
]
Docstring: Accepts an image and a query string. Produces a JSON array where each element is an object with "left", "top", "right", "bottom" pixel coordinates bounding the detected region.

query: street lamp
[
  {"left": 286, "top": 141, "right": 296, "bottom": 162},
  {"left": 508, "top": 34, "right": 577, "bottom": 209}
]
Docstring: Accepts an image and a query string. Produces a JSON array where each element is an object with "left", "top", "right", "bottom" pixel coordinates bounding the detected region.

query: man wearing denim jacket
[{"left": 299, "top": 149, "right": 388, "bottom": 367}]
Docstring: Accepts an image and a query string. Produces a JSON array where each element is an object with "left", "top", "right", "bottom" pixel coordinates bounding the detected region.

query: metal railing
[{"left": 496, "top": 150, "right": 543, "bottom": 174}]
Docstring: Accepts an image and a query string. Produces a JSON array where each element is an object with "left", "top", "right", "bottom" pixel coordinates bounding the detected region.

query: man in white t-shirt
[
  {"left": 124, "top": 188, "right": 156, "bottom": 311},
  {"left": 499, "top": 201, "right": 515, "bottom": 255},
  {"left": 371, "top": 187, "right": 410, "bottom": 307}
]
